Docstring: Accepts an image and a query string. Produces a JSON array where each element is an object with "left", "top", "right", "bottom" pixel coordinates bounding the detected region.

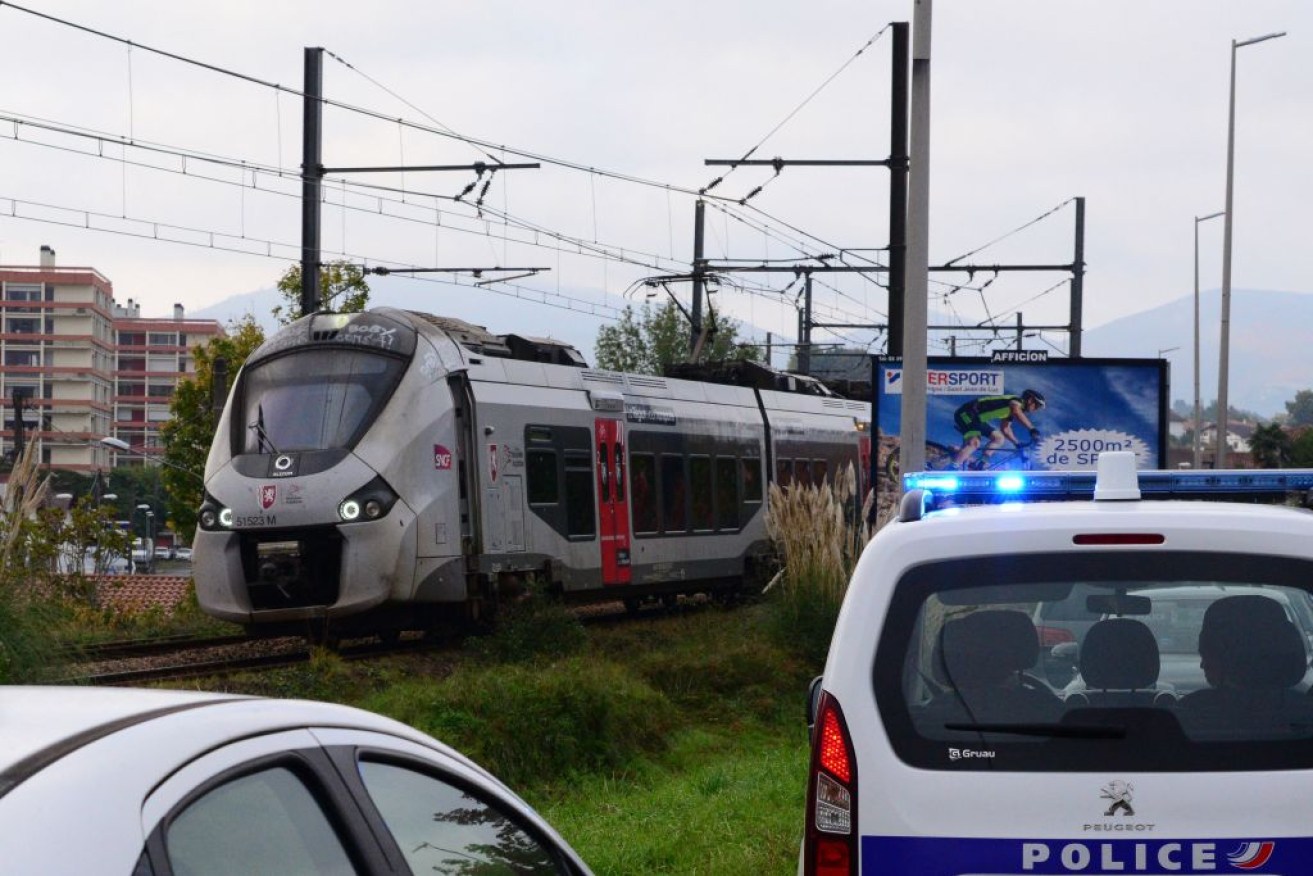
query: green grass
[
  {"left": 172, "top": 601, "right": 820, "bottom": 874},
  {"left": 537, "top": 727, "right": 808, "bottom": 875}
]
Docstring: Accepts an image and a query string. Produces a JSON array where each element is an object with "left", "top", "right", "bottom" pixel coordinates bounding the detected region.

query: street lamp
[
  {"left": 99, "top": 436, "right": 203, "bottom": 484},
  {"left": 1217, "top": 30, "right": 1285, "bottom": 468},
  {"left": 1193, "top": 210, "right": 1224, "bottom": 469}
]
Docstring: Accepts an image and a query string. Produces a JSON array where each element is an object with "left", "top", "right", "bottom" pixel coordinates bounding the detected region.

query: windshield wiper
[
  {"left": 248, "top": 403, "right": 280, "bottom": 455},
  {"left": 944, "top": 722, "right": 1126, "bottom": 739}
]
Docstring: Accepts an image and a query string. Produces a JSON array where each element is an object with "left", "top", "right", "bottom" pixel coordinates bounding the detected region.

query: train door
[{"left": 594, "top": 418, "right": 632, "bottom": 585}]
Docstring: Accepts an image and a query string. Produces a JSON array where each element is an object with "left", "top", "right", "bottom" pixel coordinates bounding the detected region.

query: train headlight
[
  {"left": 198, "top": 494, "right": 233, "bottom": 531},
  {"left": 337, "top": 476, "right": 400, "bottom": 524}
]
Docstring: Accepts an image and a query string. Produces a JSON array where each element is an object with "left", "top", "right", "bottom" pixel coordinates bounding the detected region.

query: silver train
[{"left": 194, "top": 308, "right": 871, "bottom": 636}]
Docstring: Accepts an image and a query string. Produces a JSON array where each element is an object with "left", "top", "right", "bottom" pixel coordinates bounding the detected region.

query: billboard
[{"left": 873, "top": 352, "right": 1168, "bottom": 488}]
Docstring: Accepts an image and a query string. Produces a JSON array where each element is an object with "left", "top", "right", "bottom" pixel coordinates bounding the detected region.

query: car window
[
  {"left": 874, "top": 551, "right": 1313, "bottom": 772},
  {"left": 166, "top": 766, "right": 359, "bottom": 875},
  {"left": 358, "top": 759, "right": 563, "bottom": 875}
]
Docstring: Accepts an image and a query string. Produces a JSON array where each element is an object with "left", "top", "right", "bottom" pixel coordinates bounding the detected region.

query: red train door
[{"left": 595, "top": 418, "right": 632, "bottom": 585}]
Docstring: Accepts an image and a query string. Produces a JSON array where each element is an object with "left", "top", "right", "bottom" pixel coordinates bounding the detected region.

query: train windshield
[{"left": 238, "top": 348, "right": 407, "bottom": 453}]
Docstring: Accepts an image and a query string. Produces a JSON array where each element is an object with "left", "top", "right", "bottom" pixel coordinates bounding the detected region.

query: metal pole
[
  {"left": 1193, "top": 210, "right": 1224, "bottom": 469},
  {"left": 898, "top": 0, "right": 932, "bottom": 481},
  {"left": 301, "top": 47, "right": 324, "bottom": 317},
  {"left": 690, "top": 199, "right": 706, "bottom": 355},
  {"left": 1069, "top": 197, "right": 1085, "bottom": 357},
  {"left": 1217, "top": 31, "right": 1285, "bottom": 469},
  {"left": 800, "top": 274, "right": 814, "bottom": 375},
  {"left": 887, "top": 22, "right": 909, "bottom": 356}
]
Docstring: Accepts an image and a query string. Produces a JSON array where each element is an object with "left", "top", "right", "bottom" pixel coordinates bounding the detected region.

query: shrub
[
  {"left": 365, "top": 657, "right": 674, "bottom": 787},
  {"left": 471, "top": 579, "right": 588, "bottom": 663}
]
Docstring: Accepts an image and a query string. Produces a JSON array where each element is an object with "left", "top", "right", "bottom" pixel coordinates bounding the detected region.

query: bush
[
  {"left": 364, "top": 657, "right": 675, "bottom": 787},
  {"left": 471, "top": 582, "right": 588, "bottom": 663}
]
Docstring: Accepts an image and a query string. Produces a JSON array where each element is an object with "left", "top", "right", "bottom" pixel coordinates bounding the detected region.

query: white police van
[{"left": 803, "top": 453, "right": 1313, "bottom": 876}]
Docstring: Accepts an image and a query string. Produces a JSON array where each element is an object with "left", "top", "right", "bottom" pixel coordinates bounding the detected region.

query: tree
[
  {"left": 1248, "top": 422, "right": 1293, "bottom": 469},
  {"left": 160, "top": 315, "right": 266, "bottom": 536},
  {"left": 593, "top": 298, "right": 761, "bottom": 375},
  {"left": 1285, "top": 389, "right": 1313, "bottom": 427},
  {"left": 1291, "top": 429, "right": 1313, "bottom": 468},
  {"left": 273, "top": 260, "right": 371, "bottom": 325}
]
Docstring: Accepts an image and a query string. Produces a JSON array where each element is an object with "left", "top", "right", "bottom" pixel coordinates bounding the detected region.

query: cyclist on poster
[{"left": 950, "top": 389, "right": 1045, "bottom": 470}]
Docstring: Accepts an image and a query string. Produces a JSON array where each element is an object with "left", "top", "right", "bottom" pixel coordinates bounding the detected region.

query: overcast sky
[{"left": 1, "top": 1, "right": 1308, "bottom": 364}]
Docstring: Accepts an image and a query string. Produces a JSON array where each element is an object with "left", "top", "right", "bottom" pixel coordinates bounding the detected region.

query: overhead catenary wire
[{"left": 0, "top": 1, "right": 1080, "bottom": 353}]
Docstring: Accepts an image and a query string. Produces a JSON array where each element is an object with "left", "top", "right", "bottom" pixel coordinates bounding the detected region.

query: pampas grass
[{"left": 763, "top": 463, "right": 884, "bottom": 666}]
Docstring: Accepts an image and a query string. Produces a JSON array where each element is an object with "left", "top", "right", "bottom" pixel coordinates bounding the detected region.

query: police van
[{"left": 803, "top": 452, "right": 1313, "bottom": 876}]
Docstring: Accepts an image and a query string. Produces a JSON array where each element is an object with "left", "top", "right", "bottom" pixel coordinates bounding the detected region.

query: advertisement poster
[{"left": 873, "top": 353, "right": 1168, "bottom": 488}]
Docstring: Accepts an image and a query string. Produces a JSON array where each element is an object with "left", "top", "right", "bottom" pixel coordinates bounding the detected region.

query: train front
[{"left": 193, "top": 309, "right": 428, "bottom": 632}]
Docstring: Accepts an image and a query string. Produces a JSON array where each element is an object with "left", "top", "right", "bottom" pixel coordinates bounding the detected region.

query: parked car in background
[
  {"left": 0, "top": 687, "right": 592, "bottom": 874},
  {"left": 174, "top": 546, "right": 192, "bottom": 562}
]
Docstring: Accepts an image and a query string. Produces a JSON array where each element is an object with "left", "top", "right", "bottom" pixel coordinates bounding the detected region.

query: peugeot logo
[{"left": 1100, "top": 781, "right": 1134, "bottom": 817}]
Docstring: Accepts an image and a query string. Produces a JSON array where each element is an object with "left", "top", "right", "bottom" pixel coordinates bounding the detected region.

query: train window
[
  {"left": 715, "top": 458, "right": 738, "bottom": 530},
  {"left": 527, "top": 425, "right": 553, "bottom": 443},
  {"left": 526, "top": 450, "right": 558, "bottom": 504},
  {"left": 690, "top": 456, "right": 713, "bottom": 531},
  {"left": 564, "top": 450, "right": 596, "bottom": 538},
  {"left": 776, "top": 458, "right": 792, "bottom": 487},
  {"left": 615, "top": 441, "right": 626, "bottom": 502},
  {"left": 631, "top": 454, "right": 657, "bottom": 534},
  {"left": 814, "top": 459, "right": 829, "bottom": 486},
  {"left": 742, "top": 458, "right": 763, "bottom": 503},
  {"left": 597, "top": 442, "right": 610, "bottom": 501},
  {"left": 661, "top": 455, "right": 687, "bottom": 533},
  {"left": 238, "top": 349, "right": 405, "bottom": 453},
  {"left": 794, "top": 459, "right": 812, "bottom": 488}
]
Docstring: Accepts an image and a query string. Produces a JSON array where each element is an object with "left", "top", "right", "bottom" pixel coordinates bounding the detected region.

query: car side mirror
[{"left": 806, "top": 675, "right": 824, "bottom": 737}]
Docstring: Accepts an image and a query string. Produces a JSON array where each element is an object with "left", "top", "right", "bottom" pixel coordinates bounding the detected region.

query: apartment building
[{"left": 0, "top": 246, "right": 223, "bottom": 474}]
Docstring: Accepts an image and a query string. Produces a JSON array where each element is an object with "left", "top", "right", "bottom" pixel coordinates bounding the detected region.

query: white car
[
  {"left": 802, "top": 453, "right": 1313, "bottom": 875},
  {"left": 174, "top": 546, "right": 193, "bottom": 562},
  {"left": 0, "top": 687, "right": 592, "bottom": 875}
]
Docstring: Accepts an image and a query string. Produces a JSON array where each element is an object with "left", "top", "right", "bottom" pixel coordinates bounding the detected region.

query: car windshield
[
  {"left": 237, "top": 348, "right": 407, "bottom": 453},
  {"left": 875, "top": 551, "right": 1313, "bottom": 772}
]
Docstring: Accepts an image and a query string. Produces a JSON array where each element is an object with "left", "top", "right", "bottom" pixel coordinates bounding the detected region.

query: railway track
[{"left": 66, "top": 596, "right": 704, "bottom": 686}]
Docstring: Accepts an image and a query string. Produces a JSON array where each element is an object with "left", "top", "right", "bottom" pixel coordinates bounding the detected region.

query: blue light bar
[{"left": 902, "top": 468, "right": 1313, "bottom": 505}]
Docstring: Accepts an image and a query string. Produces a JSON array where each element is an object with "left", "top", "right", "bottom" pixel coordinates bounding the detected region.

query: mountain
[{"left": 1081, "top": 288, "right": 1313, "bottom": 419}]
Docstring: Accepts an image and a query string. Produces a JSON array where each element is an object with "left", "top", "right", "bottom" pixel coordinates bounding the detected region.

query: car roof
[{"left": 0, "top": 686, "right": 457, "bottom": 779}]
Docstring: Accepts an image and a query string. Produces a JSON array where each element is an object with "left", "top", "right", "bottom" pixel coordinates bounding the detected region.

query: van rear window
[{"left": 873, "top": 552, "right": 1313, "bottom": 772}]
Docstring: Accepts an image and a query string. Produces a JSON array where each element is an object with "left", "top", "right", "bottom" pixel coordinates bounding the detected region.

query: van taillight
[{"left": 805, "top": 692, "right": 857, "bottom": 875}]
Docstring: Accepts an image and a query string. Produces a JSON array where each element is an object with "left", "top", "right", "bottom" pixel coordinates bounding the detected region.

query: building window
[
  {"left": 148, "top": 332, "right": 176, "bottom": 346},
  {"left": 3, "top": 349, "right": 40, "bottom": 366}
]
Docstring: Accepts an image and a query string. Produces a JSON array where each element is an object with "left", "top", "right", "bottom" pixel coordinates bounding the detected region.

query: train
[{"left": 193, "top": 308, "right": 871, "bottom": 637}]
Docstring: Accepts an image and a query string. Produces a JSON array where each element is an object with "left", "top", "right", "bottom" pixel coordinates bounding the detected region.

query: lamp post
[
  {"left": 1217, "top": 30, "right": 1285, "bottom": 469},
  {"left": 1194, "top": 210, "right": 1224, "bottom": 469},
  {"left": 99, "top": 436, "right": 203, "bottom": 484}
]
